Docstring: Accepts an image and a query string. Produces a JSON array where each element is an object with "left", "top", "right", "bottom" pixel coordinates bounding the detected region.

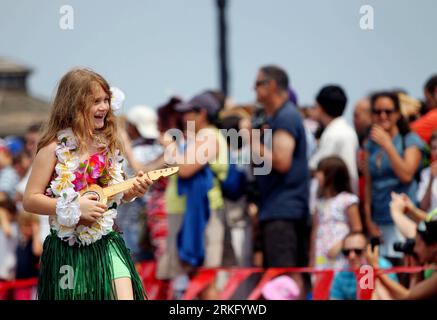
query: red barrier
[
  {"left": 182, "top": 269, "right": 217, "bottom": 300},
  {"left": 219, "top": 269, "right": 255, "bottom": 300},
  {"left": 247, "top": 268, "right": 285, "bottom": 300},
  {"left": 312, "top": 271, "right": 335, "bottom": 300},
  {"left": 180, "top": 265, "right": 435, "bottom": 301},
  {"left": 0, "top": 264, "right": 434, "bottom": 300},
  {"left": 136, "top": 261, "right": 168, "bottom": 300},
  {"left": 0, "top": 278, "right": 38, "bottom": 292}
]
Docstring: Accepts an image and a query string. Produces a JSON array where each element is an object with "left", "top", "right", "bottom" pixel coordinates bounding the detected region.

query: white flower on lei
[
  {"left": 85, "top": 225, "right": 103, "bottom": 242},
  {"left": 100, "top": 209, "right": 117, "bottom": 233},
  {"left": 56, "top": 188, "right": 81, "bottom": 227},
  {"left": 55, "top": 146, "right": 75, "bottom": 164},
  {"left": 55, "top": 160, "right": 79, "bottom": 175},
  {"left": 50, "top": 174, "right": 75, "bottom": 197},
  {"left": 49, "top": 215, "right": 76, "bottom": 241},
  {"left": 76, "top": 225, "right": 94, "bottom": 246},
  {"left": 59, "top": 187, "right": 79, "bottom": 203}
]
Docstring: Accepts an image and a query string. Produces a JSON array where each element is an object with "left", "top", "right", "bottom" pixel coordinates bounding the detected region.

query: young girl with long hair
[
  {"left": 310, "top": 156, "right": 362, "bottom": 269},
  {"left": 23, "top": 68, "right": 152, "bottom": 300}
]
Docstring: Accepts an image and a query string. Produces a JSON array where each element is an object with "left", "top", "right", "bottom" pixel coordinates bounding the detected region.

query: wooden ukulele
[{"left": 79, "top": 166, "right": 179, "bottom": 204}]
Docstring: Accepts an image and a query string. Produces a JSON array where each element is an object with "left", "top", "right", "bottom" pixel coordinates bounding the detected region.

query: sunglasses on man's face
[
  {"left": 372, "top": 108, "right": 395, "bottom": 116},
  {"left": 342, "top": 248, "right": 364, "bottom": 257},
  {"left": 254, "top": 79, "right": 270, "bottom": 88}
]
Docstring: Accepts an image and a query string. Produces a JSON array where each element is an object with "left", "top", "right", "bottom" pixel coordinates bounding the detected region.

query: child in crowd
[
  {"left": 0, "top": 192, "right": 19, "bottom": 299},
  {"left": 14, "top": 212, "right": 43, "bottom": 300},
  {"left": 310, "top": 156, "right": 362, "bottom": 269}
]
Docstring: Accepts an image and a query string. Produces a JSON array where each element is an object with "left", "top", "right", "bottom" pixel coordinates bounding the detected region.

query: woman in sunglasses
[{"left": 364, "top": 91, "right": 425, "bottom": 262}]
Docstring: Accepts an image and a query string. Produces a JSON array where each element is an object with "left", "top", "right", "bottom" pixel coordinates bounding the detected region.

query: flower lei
[{"left": 48, "top": 128, "right": 125, "bottom": 246}]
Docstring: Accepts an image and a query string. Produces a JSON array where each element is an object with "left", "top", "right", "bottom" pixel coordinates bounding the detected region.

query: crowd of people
[{"left": 1, "top": 65, "right": 437, "bottom": 300}]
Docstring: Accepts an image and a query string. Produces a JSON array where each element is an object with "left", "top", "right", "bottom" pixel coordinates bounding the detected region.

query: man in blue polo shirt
[{"left": 242, "top": 66, "right": 310, "bottom": 289}]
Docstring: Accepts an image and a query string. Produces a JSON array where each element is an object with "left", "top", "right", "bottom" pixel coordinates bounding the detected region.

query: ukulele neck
[
  {"left": 102, "top": 167, "right": 179, "bottom": 199},
  {"left": 103, "top": 178, "right": 137, "bottom": 198}
]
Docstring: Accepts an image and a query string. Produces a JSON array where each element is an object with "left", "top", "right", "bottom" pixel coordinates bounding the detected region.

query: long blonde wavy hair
[{"left": 37, "top": 68, "right": 123, "bottom": 157}]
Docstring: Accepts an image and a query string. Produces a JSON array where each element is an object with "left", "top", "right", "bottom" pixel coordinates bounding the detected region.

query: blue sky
[{"left": 1, "top": 0, "right": 437, "bottom": 120}]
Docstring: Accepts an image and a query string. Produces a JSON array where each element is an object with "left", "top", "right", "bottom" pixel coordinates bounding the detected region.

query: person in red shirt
[{"left": 411, "top": 75, "right": 437, "bottom": 144}]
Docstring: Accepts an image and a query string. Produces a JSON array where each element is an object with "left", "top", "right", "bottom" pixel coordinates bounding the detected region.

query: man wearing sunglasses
[
  {"left": 240, "top": 65, "right": 310, "bottom": 298},
  {"left": 330, "top": 232, "right": 397, "bottom": 300}
]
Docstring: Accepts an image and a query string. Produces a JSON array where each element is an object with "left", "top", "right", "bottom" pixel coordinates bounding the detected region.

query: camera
[{"left": 393, "top": 238, "right": 416, "bottom": 255}]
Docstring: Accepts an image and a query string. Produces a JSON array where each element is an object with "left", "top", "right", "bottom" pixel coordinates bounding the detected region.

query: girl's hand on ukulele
[
  {"left": 78, "top": 194, "right": 107, "bottom": 225},
  {"left": 124, "top": 171, "right": 153, "bottom": 201}
]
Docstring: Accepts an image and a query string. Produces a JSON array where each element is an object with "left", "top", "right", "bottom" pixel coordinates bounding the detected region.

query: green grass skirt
[{"left": 37, "top": 230, "right": 147, "bottom": 300}]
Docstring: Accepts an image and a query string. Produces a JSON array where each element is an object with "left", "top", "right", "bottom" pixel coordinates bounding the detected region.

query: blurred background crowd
[
  {"left": 2, "top": 0, "right": 437, "bottom": 301},
  {"left": 1, "top": 64, "right": 437, "bottom": 300}
]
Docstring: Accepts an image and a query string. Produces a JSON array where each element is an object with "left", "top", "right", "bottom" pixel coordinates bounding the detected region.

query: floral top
[
  {"left": 74, "top": 152, "right": 112, "bottom": 191},
  {"left": 46, "top": 152, "right": 112, "bottom": 195},
  {"left": 46, "top": 128, "right": 125, "bottom": 246},
  {"left": 315, "top": 192, "right": 359, "bottom": 269}
]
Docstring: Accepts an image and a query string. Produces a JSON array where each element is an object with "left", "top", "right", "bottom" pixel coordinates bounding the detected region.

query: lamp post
[{"left": 217, "top": 0, "right": 228, "bottom": 96}]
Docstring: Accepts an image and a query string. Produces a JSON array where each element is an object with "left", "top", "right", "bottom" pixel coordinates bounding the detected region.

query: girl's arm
[
  {"left": 23, "top": 142, "right": 59, "bottom": 215},
  {"left": 327, "top": 203, "right": 363, "bottom": 259},
  {"left": 346, "top": 203, "right": 362, "bottom": 232}
]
